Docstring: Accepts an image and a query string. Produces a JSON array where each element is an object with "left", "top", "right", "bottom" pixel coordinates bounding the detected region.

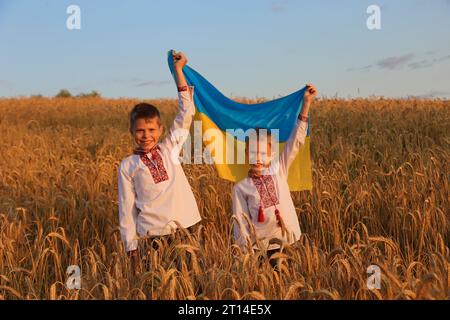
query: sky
[{"left": 1, "top": 0, "right": 450, "bottom": 99}]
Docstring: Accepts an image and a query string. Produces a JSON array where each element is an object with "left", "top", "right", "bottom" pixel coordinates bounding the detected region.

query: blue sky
[{"left": 1, "top": 0, "right": 450, "bottom": 99}]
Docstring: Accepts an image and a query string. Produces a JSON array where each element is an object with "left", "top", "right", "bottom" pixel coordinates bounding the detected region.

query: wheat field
[{"left": 0, "top": 96, "right": 448, "bottom": 300}]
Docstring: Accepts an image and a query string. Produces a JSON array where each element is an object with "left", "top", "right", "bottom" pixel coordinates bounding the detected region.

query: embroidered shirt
[
  {"left": 232, "top": 120, "right": 308, "bottom": 252},
  {"left": 118, "top": 87, "right": 201, "bottom": 252}
]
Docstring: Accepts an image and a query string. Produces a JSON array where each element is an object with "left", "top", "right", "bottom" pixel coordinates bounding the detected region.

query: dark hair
[
  {"left": 244, "top": 127, "right": 272, "bottom": 144},
  {"left": 129, "top": 103, "right": 161, "bottom": 133}
]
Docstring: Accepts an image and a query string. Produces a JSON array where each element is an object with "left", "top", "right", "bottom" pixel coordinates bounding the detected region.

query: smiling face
[
  {"left": 129, "top": 103, "right": 163, "bottom": 151},
  {"left": 132, "top": 117, "right": 163, "bottom": 151}
]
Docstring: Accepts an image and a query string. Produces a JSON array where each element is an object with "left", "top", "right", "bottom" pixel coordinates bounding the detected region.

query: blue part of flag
[{"left": 168, "top": 50, "right": 309, "bottom": 141}]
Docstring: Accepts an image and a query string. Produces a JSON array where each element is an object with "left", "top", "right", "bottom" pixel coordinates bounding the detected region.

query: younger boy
[
  {"left": 232, "top": 84, "right": 317, "bottom": 255},
  {"left": 118, "top": 52, "right": 201, "bottom": 269}
]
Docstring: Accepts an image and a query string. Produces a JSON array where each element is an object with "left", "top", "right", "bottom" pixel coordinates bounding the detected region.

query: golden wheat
[{"left": 0, "top": 96, "right": 449, "bottom": 299}]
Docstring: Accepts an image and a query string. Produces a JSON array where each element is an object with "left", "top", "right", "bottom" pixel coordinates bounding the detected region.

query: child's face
[
  {"left": 246, "top": 134, "right": 273, "bottom": 170},
  {"left": 133, "top": 117, "right": 163, "bottom": 150}
]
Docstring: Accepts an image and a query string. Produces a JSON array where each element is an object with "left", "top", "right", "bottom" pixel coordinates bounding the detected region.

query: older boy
[
  {"left": 232, "top": 84, "right": 317, "bottom": 255},
  {"left": 118, "top": 52, "right": 201, "bottom": 268}
]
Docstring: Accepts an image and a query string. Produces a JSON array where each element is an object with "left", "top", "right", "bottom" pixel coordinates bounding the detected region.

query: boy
[
  {"left": 118, "top": 52, "right": 201, "bottom": 269},
  {"left": 232, "top": 84, "right": 317, "bottom": 255}
]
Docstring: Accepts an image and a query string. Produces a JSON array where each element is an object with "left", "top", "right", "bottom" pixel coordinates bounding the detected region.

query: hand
[
  {"left": 303, "top": 83, "right": 318, "bottom": 105},
  {"left": 172, "top": 50, "right": 188, "bottom": 70}
]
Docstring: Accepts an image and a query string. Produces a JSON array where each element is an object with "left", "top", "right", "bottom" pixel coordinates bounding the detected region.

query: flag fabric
[{"left": 167, "top": 50, "right": 312, "bottom": 191}]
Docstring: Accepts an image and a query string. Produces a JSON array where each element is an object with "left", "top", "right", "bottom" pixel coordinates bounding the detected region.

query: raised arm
[
  {"left": 162, "top": 51, "right": 196, "bottom": 152},
  {"left": 173, "top": 51, "right": 188, "bottom": 88},
  {"left": 232, "top": 186, "right": 254, "bottom": 254},
  {"left": 278, "top": 84, "right": 317, "bottom": 176}
]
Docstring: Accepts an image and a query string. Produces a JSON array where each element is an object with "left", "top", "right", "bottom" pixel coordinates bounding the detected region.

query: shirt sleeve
[
  {"left": 232, "top": 185, "right": 253, "bottom": 253},
  {"left": 161, "top": 86, "right": 196, "bottom": 152},
  {"left": 278, "top": 119, "right": 308, "bottom": 177},
  {"left": 118, "top": 161, "right": 139, "bottom": 252}
]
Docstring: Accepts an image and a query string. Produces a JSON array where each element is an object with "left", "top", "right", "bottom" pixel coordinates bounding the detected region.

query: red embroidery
[
  {"left": 138, "top": 146, "right": 169, "bottom": 184},
  {"left": 251, "top": 175, "right": 279, "bottom": 209}
]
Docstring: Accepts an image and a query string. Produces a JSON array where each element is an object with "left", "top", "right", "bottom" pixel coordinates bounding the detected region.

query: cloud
[
  {"left": 376, "top": 53, "right": 415, "bottom": 70},
  {"left": 134, "top": 80, "right": 171, "bottom": 87},
  {"left": 0, "top": 80, "right": 13, "bottom": 88},
  {"left": 349, "top": 52, "right": 450, "bottom": 72},
  {"left": 436, "top": 54, "right": 450, "bottom": 62},
  {"left": 413, "top": 90, "right": 450, "bottom": 99},
  {"left": 408, "top": 60, "right": 433, "bottom": 69},
  {"left": 271, "top": 0, "right": 289, "bottom": 12},
  {"left": 103, "top": 77, "right": 142, "bottom": 85},
  {"left": 408, "top": 54, "right": 450, "bottom": 69},
  {"left": 347, "top": 65, "right": 373, "bottom": 72},
  {"left": 67, "top": 78, "right": 171, "bottom": 93},
  {"left": 103, "top": 78, "right": 171, "bottom": 87}
]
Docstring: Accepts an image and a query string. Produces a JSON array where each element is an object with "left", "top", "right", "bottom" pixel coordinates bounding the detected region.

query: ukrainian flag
[{"left": 168, "top": 50, "right": 312, "bottom": 191}]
